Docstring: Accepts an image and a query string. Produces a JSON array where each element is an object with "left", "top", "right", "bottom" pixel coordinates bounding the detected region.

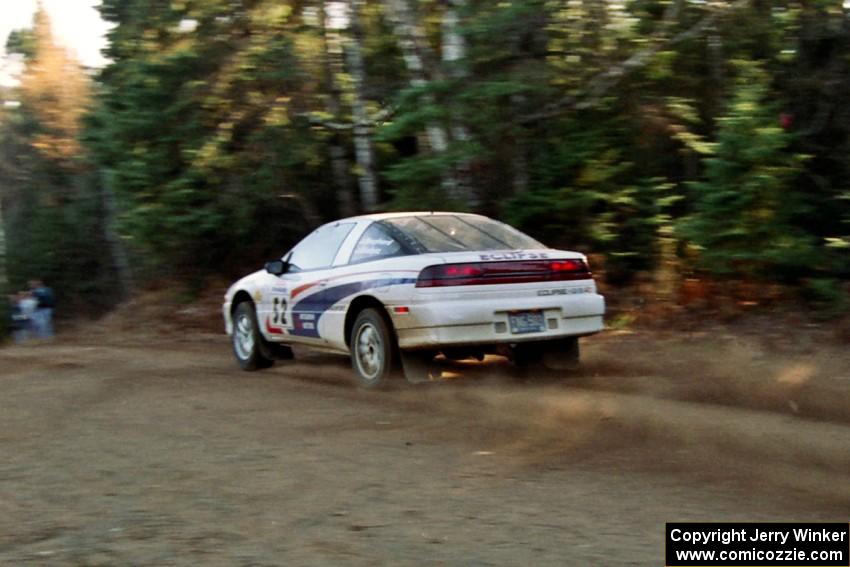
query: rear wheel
[
  {"left": 350, "top": 308, "right": 397, "bottom": 389},
  {"left": 232, "top": 302, "right": 274, "bottom": 371}
]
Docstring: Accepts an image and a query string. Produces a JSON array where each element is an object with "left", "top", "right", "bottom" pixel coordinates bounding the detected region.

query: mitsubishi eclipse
[{"left": 223, "top": 212, "right": 605, "bottom": 388}]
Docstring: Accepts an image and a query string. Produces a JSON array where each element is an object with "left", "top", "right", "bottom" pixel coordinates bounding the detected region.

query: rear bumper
[
  {"left": 392, "top": 288, "right": 605, "bottom": 350},
  {"left": 396, "top": 314, "right": 604, "bottom": 350}
]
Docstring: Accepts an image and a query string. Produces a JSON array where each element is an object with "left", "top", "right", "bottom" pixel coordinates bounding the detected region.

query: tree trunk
[
  {"left": 707, "top": 24, "right": 725, "bottom": 116},
  {"left": 329, "top": 141, "right": 356, "bottom": 215},
  {"left": 441, "top": 0, "right": 478, "bottom": 207},
  {"left": 510, "top": 93, "right": 529, "bottom": 195},
  {"left": 320, "top": 1, "right": 357, "bottom": 216},
  {"left": 101, "top": 170, "right": 134, "bottom": 299},
  {"left": 383, "top": 0, "right": 468, "bottom": 203},
  {"left": 382, "top": 0, "right": 444, "bottom": 145},
  {"left": 441, "top": 0, "right": 466, "bottom": 68},
  {"left": 346, "top": 0, "right": 380, "bottom": 212},
  {"left": 511, "top": 141, "right": 530, "bottom": 195}
]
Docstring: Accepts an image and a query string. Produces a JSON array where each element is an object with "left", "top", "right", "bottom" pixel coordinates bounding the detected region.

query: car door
[
  {"left": 313, "top": 221, "right": 415, "bottom": 350},
  {"left": 259, "top": 221, "right": 356, "bottom": 345}
]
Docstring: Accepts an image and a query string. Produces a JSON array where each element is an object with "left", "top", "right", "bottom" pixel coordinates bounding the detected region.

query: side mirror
[{"left": 264, "top": 260, "right": 288, "bottom": 276}]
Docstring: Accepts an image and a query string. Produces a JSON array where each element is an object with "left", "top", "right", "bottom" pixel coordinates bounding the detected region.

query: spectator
[
  {"left": 16, "top": 291, "right": 38, "bottom": 342},
  {"left": 29, "top": 279, "right": 55, "bottom": 339},
  {"left": 8, "top": 293, "right": 28, "bottom": 343}
]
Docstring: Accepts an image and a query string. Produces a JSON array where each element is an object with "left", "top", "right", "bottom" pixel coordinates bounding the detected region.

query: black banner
[{"left": 666, "top": 523, "right": 849, "bottom": 566}]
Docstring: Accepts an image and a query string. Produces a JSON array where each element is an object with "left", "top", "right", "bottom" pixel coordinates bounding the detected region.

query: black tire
[
  {"left": 232, "top": 302, "right": 274, "bottom": 371},
  {"left": 349, "top": 308, "right": 397, "bottom": 389}
]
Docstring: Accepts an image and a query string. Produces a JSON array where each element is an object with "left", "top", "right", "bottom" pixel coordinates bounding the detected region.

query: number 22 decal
[{"left": 272, "top": 296, "right": 288, "bottom": 327}]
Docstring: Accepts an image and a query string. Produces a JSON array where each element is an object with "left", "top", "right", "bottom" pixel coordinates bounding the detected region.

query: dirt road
[{"left": 1, "top": 332, "right": 848, "bottom": 566}]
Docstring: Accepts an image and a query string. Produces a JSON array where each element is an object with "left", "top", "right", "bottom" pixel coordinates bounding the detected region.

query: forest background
[{"left": 1, "top": 0, "right": 848, "bottom": 333}]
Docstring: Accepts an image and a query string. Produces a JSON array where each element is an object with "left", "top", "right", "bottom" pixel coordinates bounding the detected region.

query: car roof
[{"left": 343, "top": 211, "right": 489, "bottom": 223}]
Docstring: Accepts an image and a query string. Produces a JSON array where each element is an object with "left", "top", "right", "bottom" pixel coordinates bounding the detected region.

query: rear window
[{"left": 383, "top": 215, "right": 544, "bottom": 253}]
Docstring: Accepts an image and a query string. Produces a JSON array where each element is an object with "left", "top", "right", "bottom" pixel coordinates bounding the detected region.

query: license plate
[{"left": 508, "top": 311, "right": 545, "bottom": 334}]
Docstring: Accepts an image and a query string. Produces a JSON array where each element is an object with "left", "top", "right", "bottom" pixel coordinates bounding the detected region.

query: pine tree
[{"left": 681, "top": 62, "right": 811, "bottom": 281}]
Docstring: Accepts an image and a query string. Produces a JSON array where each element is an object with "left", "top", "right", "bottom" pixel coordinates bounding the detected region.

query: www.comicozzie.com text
[{"left": 670, "top": 527, "right": 848, "bottom": 546}]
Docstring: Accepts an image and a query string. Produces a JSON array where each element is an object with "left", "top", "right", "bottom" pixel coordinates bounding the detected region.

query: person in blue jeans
[
  {"left": 9, "top": 291, "right": 36, "bottom": 342},
  {"left": 29, "top": 279, "right": 55, "bottom": 339},
  {"left": 8, "top": 293, "right": 28, "bottom": 342}
]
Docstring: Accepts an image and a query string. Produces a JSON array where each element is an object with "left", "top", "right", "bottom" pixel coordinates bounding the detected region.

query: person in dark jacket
[{"left": 29, "top": 279, "right": 55, "bottom": 339}]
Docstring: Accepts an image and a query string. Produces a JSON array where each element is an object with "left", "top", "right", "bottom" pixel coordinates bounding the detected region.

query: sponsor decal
[
  {"left": 479, "top": 251, "right": 550, "bottom": 261},
  {"left": 290, "top": 280, "right": 320, "bottom": 300},
  {"left": 289, "top": 269, "right": 419, "bottom": 300},
  {"left": 356, "top": 236, "right": 396, "bottom": 256},
  {"left": 252, "top": 290, "right": 263, "bottom": 301},
  {"left": 290, "top": 277, "right": 416, "bottom": 338}
]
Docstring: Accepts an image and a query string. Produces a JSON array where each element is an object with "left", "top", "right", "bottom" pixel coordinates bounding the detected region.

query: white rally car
[{"left": 223, "top": 212, "right": 605, "bottom": 388}]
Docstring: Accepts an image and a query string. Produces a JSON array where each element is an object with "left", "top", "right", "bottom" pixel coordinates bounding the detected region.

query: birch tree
[
  {"left": 346, "top": 0, "right": 380, "bottom": 211},
  {"left": 382, "top": 0, "right": 465, "bottom": 203},
  {"left": 440, "top": 0, "right": 477, "bottom": 207},
  {"left": 319, "top": 1, "right": 356, "bottom": 216}
]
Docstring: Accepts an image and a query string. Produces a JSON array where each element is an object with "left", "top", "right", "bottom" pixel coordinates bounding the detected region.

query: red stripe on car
[{"left": 265, "top": 317, "right": 285, "bottom": 335}]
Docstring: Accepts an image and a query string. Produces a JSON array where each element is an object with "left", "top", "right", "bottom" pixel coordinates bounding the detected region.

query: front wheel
[
  {"left": 350, "top": 308, "right": 397, "bottom": 389},
  {"left": 232, "top": 302, "right": 274, "bottom": 371}
]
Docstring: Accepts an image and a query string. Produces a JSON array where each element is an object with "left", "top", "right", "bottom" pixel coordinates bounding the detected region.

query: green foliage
[
  {"left": 2, "top": 0, "right": 850, "bottom": 315},
  {"left": 86, "top": 0, "right": 329, "bottom": 275},
  {"left": 803, "top": 278, "right": 849, "bottom": 319},
  {"left": 680, "top": 62, "right": 812, "bottom": 281},
  {"left": 504, "top": 114, "right": 679, "bottom": 283},
  {"left": 5, "top": 29, "right": 35, "bottom": 59}
]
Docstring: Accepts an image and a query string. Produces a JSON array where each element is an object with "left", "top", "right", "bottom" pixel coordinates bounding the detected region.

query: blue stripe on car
[{"left": 290, "top": 278, "right": 416, "bottom": 338}]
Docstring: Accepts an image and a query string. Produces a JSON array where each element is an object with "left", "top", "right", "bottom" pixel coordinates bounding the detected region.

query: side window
[
  {"left": 349, "top": 223, "right": 405, "bottom": 264},
  {"left": 288, "top": 222, "right": 355, "bottom": 271}
]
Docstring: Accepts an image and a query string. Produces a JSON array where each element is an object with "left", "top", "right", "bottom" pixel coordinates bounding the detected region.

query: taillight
[
  {"left": 416, "top": 259, "right": 590, "bottom": 287},
  {"left": 444, "top": 265, "right": 483, "bottom": 277},
  {"left": 550, "top": 260, "right": 584, "bottom": 272}
]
